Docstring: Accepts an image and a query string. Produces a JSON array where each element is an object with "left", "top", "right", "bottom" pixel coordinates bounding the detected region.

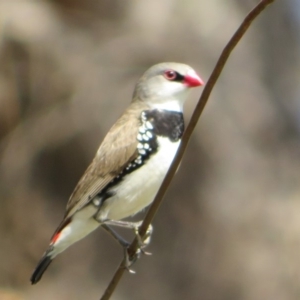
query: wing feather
[{"left": 65, "top": 101, "right": 149, "bottom": 218}]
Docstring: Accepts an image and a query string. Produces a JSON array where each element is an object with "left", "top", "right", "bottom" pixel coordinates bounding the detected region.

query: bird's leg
[
  {"left": 101, "top": 224, "right": 139, "bottom": 272},
  {"left": 101, "top": 224, "right": 130, "bottom": 248},
  {"left": 103, "top": 220, "right": 153, "bottom": 252},
  {"left": 103, "top": 220, "right": 153, "bottom": 271}
]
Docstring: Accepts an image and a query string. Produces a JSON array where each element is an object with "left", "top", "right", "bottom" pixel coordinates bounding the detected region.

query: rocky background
[{"left": 0, "top": 0, "right": 300, "bottom": 299}]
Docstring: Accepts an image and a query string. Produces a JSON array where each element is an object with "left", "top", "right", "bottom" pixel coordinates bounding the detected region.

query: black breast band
[
  {"left": 144, "top": 109, "right": 184, "bottom": 142},
  {"left": 94, "top": 109, "right": 184, "bottom": 207}
]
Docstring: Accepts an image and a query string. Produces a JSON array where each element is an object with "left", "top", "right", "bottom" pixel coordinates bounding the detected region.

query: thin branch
[{"left": 100, "top": 1, "right": 276, "bottom": 299}]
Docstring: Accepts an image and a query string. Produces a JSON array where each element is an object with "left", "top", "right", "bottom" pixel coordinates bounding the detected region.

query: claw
[
  {"left": 134, "top": 224, "right": 153, "bottom": 250},
  {"left": 141, "top": 249, "right": 152, "bottom": 256},
  {"left": 123, "top": 247, "right": 141, "bottom": 274}
]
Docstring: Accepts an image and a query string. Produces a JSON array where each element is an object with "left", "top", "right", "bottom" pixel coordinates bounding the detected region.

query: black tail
[{"left": 30, "top": 254, "right": 53, "bottom": 284}]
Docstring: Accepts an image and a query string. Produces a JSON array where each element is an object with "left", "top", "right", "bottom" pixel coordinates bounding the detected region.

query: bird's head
[{"left": 133, "top": 62, "right": 204, "bottom": 111}]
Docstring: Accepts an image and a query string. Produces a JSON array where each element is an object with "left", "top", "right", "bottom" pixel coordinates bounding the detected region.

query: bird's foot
[
  {"left": 133, "top": 223, "right": 153, "bottom": 255},
  {"left": 123, "top": 246, "right": 142, "bottom": 273},
  {"left": 103, "top": 219, "right": 153, "bottom": 272},
  {"left": 104, "top": 219, "right": 153, "bottom": 252}
]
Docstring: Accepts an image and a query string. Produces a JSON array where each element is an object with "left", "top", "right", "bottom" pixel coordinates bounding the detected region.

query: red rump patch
[
  {"left": 50, "top": 218, "right": 71, "bottom": 244},
  {"left": 51, "top": 232, "right": 61, "bottom": 244}
]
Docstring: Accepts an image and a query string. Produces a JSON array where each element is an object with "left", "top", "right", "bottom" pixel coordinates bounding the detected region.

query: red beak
[{"left": 184, "top": 70, "right": 204, "bottom": 87}]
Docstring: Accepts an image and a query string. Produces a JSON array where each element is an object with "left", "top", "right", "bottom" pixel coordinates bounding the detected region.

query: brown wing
[{"left": 64, "top": 101, "right": 149, "bottom": 219}]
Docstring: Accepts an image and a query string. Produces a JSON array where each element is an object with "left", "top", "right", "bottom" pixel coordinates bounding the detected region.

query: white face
[{"left": 133, "top": 62, "right": 202, "bottom": 112}]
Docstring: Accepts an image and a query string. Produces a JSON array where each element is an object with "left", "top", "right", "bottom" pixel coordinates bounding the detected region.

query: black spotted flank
[{"left": 96, "top": 109, "right": 184, "bottom": 204}]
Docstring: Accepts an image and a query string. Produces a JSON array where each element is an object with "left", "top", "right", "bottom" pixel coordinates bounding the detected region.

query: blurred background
[{"left": 0, "top": 0, "right": 300, "bottom": 299}]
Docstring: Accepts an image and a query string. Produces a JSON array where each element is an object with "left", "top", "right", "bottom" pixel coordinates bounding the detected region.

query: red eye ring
[{"left": 163, "top": 69, "right": 177, "bottom": 80}]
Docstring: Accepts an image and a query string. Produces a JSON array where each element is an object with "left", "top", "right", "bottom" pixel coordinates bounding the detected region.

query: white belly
[
  {"left": 99, "top": 137, "right": 180, "bottom": 220},
  {"left": 51, "top": 137, "right": 180, "bottom": 256}
]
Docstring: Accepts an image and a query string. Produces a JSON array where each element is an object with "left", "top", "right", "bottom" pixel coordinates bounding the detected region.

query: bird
[{"left": 30, "top": 62, "right": 204, "bottom": 284}]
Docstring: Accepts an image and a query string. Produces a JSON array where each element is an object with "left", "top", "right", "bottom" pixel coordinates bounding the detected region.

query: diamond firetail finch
[{"left": 30, "top": 62, "right": 204, "bottom": 284}]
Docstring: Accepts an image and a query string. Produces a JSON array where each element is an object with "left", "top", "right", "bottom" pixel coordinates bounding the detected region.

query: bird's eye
[{"left": 163, "top": 70, "right": 177, "bottom": 81}]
